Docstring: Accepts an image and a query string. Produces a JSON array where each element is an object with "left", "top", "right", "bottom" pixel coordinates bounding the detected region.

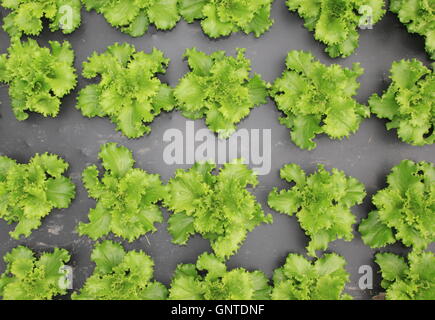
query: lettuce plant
[
  {"left": 175, "top": 48, "right": 268, "bottom": 138},
  {"left": 82, "top": 0, "right": 180, "bottom": 37},
  {"left": 169, "top": 252, "right": 271, "bottom": 300},
  {"left": 359, "top": 160, "right": 434, "bottom": 250},
  {"left": 0, "top": 246, "right": 71, "bottom": 300},
  {"left": 376, "top": 251, "right": 434, "bottom": 300},
  {"left": 287, "top": 0, "right": 386, "bottom": 57},
  {"left": 164, "top": 160, "right": 272, "bottom": 259},
  {"left": 0, "top": 154, "right": 75, "bottom": 239},
  {"left": 272, "top": 253, "right": 352, "bottom": 300},
  {"left": 179, "top": 0, "right": 274, "bottom": 38},
  {"left": 390, "top": 0, "right": 435, "bottom": 59},
  {"left": 0, "top": 39, "right": 77, "bottom": 121},
  {"left": 72, "top": 241, "right": 167, "bottom": 300},
  {"left": 270, "top": 51, "right": 369, "bottom": 150},
  {"left": 77, "top": 43, "right": 175, "bottom": 138},
  {"left": 1, "top": 0, "right": 81, "bottom": 39},
  {"left": 78, "top": 143, "right": 167, "bottom": 242},
  {"left": 369, "top": 59, "right": 434, "bottom": 146},
  {"left": 268, "top": 164, "right": 366, "bottom": 256}
]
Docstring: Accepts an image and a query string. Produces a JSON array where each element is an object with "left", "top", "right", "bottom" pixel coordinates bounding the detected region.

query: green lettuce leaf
[
  {"left": 287, "top": 0, "right": 386, "bottom": 57},
  {"left": 272, "top": 253, "right": 352, "bottom": 300},
  {"left": 369, "top": 59, "right": 434, "bottom": 146},
  {"left": 271, "top": 51, "right": 369, "bottom": 150},
  {"left": 376, "top": 251, "right": 435, "bottom": 300},
  {"left": 0, "top": 246, "right": 71, "bottom": 300},
  {"left": 0, "top": 153, "right": 75, "bottom": 239},
  {"left": 1, "top": 0, "right": 82, "bottom": 39},
  {"left": 359, "top": 160, "right": 434, "bottom": 250},
  {"left": 179, "top": 0, "right": 274, "bottom": 38},
  {"left": 175, "top": 48, "right": 269, "bottom": 138},
  {"left": 78, "top": 143, "right": 167, "bottom": 242},
  {"left": 169, "top": 252, "right": 271, "bottom": 300},
  {"left": 390, "top": 0, "right": 435, "bottom": 59},
  {"left": 77, "top": 43, "right": 175, "bottom": 138},
  {"left": 268, "top": 163, "right": 366, "bottom": 256},
  {"left": 72, "top": 241, "right": 167, "bottom": 300},
  {"left": 164, "top": 160, "right": 272, "bottom": 259},
  {"left": 0, "top": 39, "right": 77, "bottom": 120},
  {"left": 82, "top": 0, "right": 180, "bottom": 37}
]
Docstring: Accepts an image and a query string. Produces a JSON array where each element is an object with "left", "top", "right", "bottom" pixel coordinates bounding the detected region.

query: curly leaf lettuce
[
  {"left": 0, "top": 246, "right": 71, "bottom": 300},
  {"left": 390, "top": 0, "right": 435, "bottom": 59},
  {"left": 369, "top": 59, "right": 434, "bottom": 146},
  {"left": 164, "top": 160, "right": 272, "bottom": 259},
  {"left": 0, "top": 39, "right": 77, "bottom": 120},
  {"left": 82, "top": 0, "right": 180, "bottom": 37},
  {"left": 1, "top": 0, "right": 81, "bottom": 39},
  {"left": 72, "top": 241, "right": 167, "bottom": 300},
  {"left": 175, "top": 48, "right": 268, "bottom": 138},
  {"left": 179, "top": 0, "right": 274, "bottom": 38},
  {"left": 169, "top": 252, "right": 271, "bottom": 300},
  {"left": 270, "top": 51, "right": 369, "bottom": 150},
  {"left": 268, "top": 164, "right": 366, "bottom": 256},
  {"left": 77, "top": 43, "right": 175, "bottom": 138},
  {"left": 0, "top": 154, "right": 75, "bottom": 239},
  {"left": 272, "top": 253, "right": 352, "bottom": 300},
  {"left": 359, "top": 160, "right": 434, "bottom": 250},
  {"left": 78, "top": 143, "right": 166, "bottom": 242},
  {"left": 376, "top": 251, "right": 434, "bottom": 300},
  {"left": 287, "top": 0, "right": 386, "bottom": 57}
]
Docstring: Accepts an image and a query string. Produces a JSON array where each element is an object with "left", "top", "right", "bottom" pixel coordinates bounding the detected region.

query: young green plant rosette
[
  {"left": 72, "top": 241, "right": 167, "bottom": 300},
  {"left": 81, "top": 0, "right": 180, "bottom": 37},
  {"left": 369, "top": 59, "right": 434, "bottom": 146},
  {"left": 0, "top": 153, "right": 75, "bottom": 239},
  {"left": 359, "top": 160, "right": 434, "bottom": 250},
  {"left": 1, "top": 0, "right": 82, "bottom": 39},
  {"left": 0, "top": 246, "right": 71, "bottom": 300},
  {"left": 376, "top": 251, "right": 435, "bottom": 300},
  {"left": 164, "top": 160, "right": 273, "bottom": 259},
  {"left": 179, "top": 0, "right": 274, "bottom": 38},
  {"left": 174, "top": 48, "right": 269, "bottom": 138},
  {"left": 268, "top": 163, "right": 366, "bottom": 257},
  {"left": 76, "top": 43, "right": 175, "bottom": 138},
  {"left": 390, "top": 0, "right": 435, "bottom": 59},
  {"left": 270, "top": 51, "right": 369, "bottom": 150},
  {"left": 0, "top": 39, "right": 77, "bottom": 121},
  {"left": 272, "top": 253, "right": 352, "bottom": 300},
  {"left": 78, "top": 143, "right": 167, "bottom": 242},
  {"left": 286, "top": 0, "right": 386, "bottom": 57},
  {"left": 169, "top": 252, "right": 271, "bottom": 300}
]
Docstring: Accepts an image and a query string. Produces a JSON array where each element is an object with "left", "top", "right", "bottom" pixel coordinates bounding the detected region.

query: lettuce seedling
[
  {"left": 272, "top": 253, "right": 352, "bottom": 300},
  {"left": 164, "top": 160, "right": 272, "bottom": 259},
  {"left": 179, "top": 0, "right": 274, "bottom": 38},
  {"left": 0, "top": 246, "right": 71, "bottom": 300},
  {"left": 359, "top": 160, "right": 434, "bottom": 250},
  {"left": 82, "top": 0, "right": 180, "bottom": 37},
  {"left": 175, "top": 48, "right": 268, "bottom": 138},
  {"left": 0, "top": 39, "right": 77, "bottom": 120},
  {"left": 268, "top": 163, "right": 366, "bottom": 256},
  {"left": 0, "top": 153, "right": 75, "bottom": 239},
  {"left": 287, "top": 0, "right": 386, "bottom": 57},
  {"left": 72, "top": 241, "right": 167, "bottom": 300},
  {"left": 77, "top": 43, "right": 175, "bottom": 138},
  {"left": 78, "top": 143, "right": 167, "bottom": 242},
  {"left": 169, "top": 252, "right": 271, "bottom": 300},
  {"left": 270, "top": 51, "right": 369, "bottom": 150}
]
